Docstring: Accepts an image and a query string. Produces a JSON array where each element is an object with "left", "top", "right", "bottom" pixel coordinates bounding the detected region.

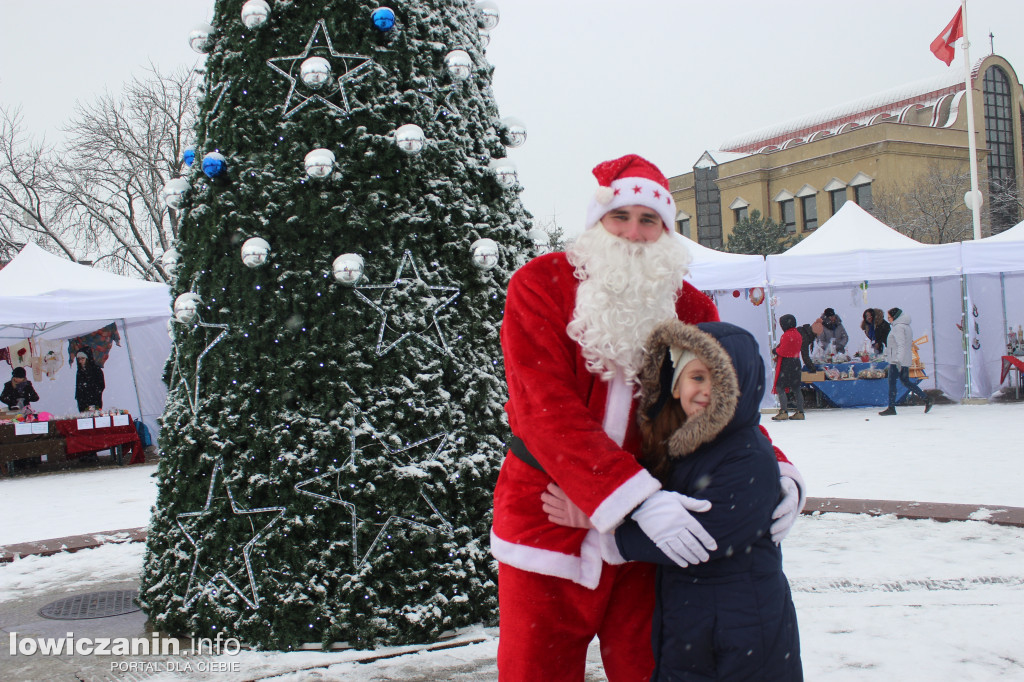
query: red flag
[{"left": 930, "top": 8, "right": 964, "bottom": 66}]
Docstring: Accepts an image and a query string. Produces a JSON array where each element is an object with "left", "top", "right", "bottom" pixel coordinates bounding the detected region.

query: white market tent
[
  {"left": 766, "top": 202, "right": 965, "bottom": 401},
  {"left": 961, "top": 219, "right": 1024, "bottom": 397},
  {"left": 0, "top": 243, "right": 172, "bottom": 437}
]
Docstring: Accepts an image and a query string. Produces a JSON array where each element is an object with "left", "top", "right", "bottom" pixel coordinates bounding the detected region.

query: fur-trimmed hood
[{"left": 637, "top": 321, "right": 765, "bottom": 459}]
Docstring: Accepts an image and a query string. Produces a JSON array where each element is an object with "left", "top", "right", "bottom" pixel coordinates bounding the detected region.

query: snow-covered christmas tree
[{"left": 140, "top": 0, "right": 532, "bottom": 649}]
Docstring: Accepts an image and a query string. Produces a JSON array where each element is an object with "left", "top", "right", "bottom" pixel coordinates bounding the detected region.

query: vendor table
[
  {"left": 804, "top": 361, "right": 923, "bottom": 408},
  {"left": 1000, "top": 355, "right": 1024, "bottom": 399},
  {"left": 0, "top": 414, "right": 144, "bottom": 475}
]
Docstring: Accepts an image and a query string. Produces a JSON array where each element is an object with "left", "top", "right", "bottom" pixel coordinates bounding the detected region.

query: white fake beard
[{"left": 566, "top": 225, "right": 692, "bottom": 383}]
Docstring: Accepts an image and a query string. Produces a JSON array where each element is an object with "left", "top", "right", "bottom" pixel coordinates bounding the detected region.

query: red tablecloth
[
  {"left": 1000, "top": 355, "right": 1024, "bottom": 384},
  {"left": 52, "top": 415, "right": 144, "bottom": 465}
]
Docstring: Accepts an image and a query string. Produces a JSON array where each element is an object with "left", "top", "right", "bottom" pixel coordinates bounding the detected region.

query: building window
[
  {"left": 779, "top": 199, "right": 796, "bottom": 233},
  {"left": 853, "top": 183, "right": 873, "bottom": 210},
  {"left": 984, "top": 65, "right": 1020, "bottom": 233},
  {"left": 734, "top": 206, "right": 748, "bottom": 223},
  {"left": 830, "top": 188, "right": 847, "bottom": 214},
  {"left": 694, "top": 166, "right": 723, "bottom": 248},
  {"left": 677, "top": 218, "right": 691, "bottom": 238},
  {"left": 801, "top": 195, "right": 818, "bottom": 231}
]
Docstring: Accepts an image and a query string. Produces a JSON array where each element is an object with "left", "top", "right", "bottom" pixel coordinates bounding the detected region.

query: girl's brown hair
[{"left": 640, "top": 400, "right": 686, "bottom": 482}]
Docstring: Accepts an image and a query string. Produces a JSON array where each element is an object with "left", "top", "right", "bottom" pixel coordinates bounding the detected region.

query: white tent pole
[
  {"left": 961, "top": 0, "right": 983, "bottom": 241},
  {"left": 119, "top": 318, "right": 146, "bottom": 425}
]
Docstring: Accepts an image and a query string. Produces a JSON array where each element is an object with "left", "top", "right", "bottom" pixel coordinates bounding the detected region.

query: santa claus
[{"left": 492, "top": 154, "right": 804, "bottom": 681}]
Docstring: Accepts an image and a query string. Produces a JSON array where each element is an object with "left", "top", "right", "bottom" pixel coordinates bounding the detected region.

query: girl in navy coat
[{"left": 545, "top": 320, "right": 803, "bottom": 681}]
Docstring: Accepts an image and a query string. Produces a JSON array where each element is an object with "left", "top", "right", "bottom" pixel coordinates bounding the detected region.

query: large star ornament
[
  {"left": 267, "top": 18, "right": 376, "bottom": 118},
  {"left": 352, "top": 251, "right": 460, "bottom": 356},
  {"left": 170, "top": 319, "right": 229, "bottom": 419},
  {"left": 294, "top": 405, "right": 453, "bottom": 569},
  {"left": 176, "top": 461, "right": 286, "bottom": 610}
]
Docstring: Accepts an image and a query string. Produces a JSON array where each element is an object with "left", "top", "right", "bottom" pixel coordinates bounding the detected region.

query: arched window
[{"left": 983, "top": 66, "right": 1020, "bottom": 232}]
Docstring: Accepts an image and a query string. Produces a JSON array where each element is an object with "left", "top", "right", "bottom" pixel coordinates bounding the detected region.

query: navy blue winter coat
[{"left": 617, "top": 321, "right": 802, "bottom": 681}]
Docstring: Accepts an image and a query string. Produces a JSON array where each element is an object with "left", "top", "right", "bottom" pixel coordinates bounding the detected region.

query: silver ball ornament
[
  {"left": 528, "top": 229, "right": 551, "bottom": 255},
  {"left": 188, "top": 23, "right": 214, "bottom": 54},
  {"left": 240, "top": 0, "right": 271, "bottom": 29},
  {"left": 160, "top": 178, "right": 190, "bottom": 210},
  {"left": 173, "top": 293, "right": 203, "bottom": 324},
  {"left": 300, "top": 56, "right": 332, "bottom": 89},
  {"left": 502, "top": 117, "right": 527, "bottom": 148},
  {"left": 476, "top": 1, "right": 500, "bottom": 30},
  {"left": 471, "top": 238, "right": 500, "bottom": 270},
  {"left": 488, "top": 159, "right": 518, "bottom": 189},
  {"left": 304, "top": 148, "right": 335, "bottom": 178},
  {"left": 241, "top": 237, "right": 271, "bottom": 268},
  {"left": 333, "top": 253, "right": 364, "bottom": 285},
  {"left": 445, "top": 50, "right": 472, "bottom": 81},
  {"left": 478, "top": 29, "right": 491, "bottom": 48},
  {"left": 395, "top": 124, "right": 426, "bottom": 154},
  {"left": 161, "top": 248, "right": 181, "bottom": 276}
]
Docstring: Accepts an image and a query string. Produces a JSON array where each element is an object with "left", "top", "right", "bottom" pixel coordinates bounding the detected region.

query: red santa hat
[{"left": 585, "top": 154, "right": 676, "bottom": 232}]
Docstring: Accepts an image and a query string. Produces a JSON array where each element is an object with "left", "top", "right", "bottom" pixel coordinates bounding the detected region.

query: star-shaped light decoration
[
  {"left": 176, "top": 460, "right": 286, "bottom": 609},
  {"left": 352, "top": 251, "right": 460, "bottom": 356},
  {"left": 170, "top": 319, "right": 230, "bottom": 419},
  {"left": 410, "top": 77, "right": 461, "bottom": 121},
  {"left": 267, "top": 18, "right": 375, "bottom": 118},
  {"left": 206, "top": 78, "right": 233, "bottom": 117},
  {"left": 294, "top": 404, "right": 453, "bottom": 569}
]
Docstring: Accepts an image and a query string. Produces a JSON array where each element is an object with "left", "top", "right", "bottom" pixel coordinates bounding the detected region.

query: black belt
[{"left": 508, "top": 436, "right": 546, "bottom": 474}]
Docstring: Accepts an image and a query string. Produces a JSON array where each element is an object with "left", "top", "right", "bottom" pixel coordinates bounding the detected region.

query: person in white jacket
[{"left": 879, "top": 307, "right": 933, "bottom": 415}]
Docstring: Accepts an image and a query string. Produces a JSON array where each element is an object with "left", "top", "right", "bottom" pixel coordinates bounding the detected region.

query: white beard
[{"left": 566, "top": 225, "right": 692, "bottom": 384}]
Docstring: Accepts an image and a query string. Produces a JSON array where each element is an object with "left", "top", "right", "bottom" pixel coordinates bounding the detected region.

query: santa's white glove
[
  {"left": 599, "top": 531, "right": 626, "bottom": 564},
  {"left": 771, "top": 476, "right": 802, "bottom": 544},
  {"left": 631, "top": 490, "right": 715, "bottom": 567},
  {"left": 542, "top": 483, "right": 593, "bottom": 529}
]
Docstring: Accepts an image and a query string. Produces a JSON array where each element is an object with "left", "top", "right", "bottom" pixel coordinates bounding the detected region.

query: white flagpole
[{"left": 961, "top": 0, "right": 983, "bottom": 240}]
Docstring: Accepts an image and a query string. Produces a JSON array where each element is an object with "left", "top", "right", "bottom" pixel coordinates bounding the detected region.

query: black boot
[
  {"left": 878, "top": 406, "right": 897, "bottom": 416},
  {"left": 924, "top": 398, "right": 933, "bottom": 414}
]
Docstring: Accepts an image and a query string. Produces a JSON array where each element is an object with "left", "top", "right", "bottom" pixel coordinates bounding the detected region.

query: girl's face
[
  {"left": 864, "top": 311, "right": 873, "bottom": 323},
  {"left": 672, "top": 357, "right": 712, "bottom": 418}
]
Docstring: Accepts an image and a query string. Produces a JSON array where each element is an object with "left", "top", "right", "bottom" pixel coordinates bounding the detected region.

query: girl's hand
[{"left": 541, "top": 483, "right": 593, "bottom": 529}]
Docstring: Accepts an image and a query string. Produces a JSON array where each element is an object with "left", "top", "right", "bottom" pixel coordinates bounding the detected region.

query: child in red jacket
[{"left": 773, "top": 314, "right": 805, "bottom": 420}]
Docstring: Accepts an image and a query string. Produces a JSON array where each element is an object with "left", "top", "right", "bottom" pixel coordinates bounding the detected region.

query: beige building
[{"left": 669, "top": 54, "right": 1024, "bottom": 248}]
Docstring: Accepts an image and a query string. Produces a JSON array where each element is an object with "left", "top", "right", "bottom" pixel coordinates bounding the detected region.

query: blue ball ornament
[
  {"left": 182, "top": 148, "right": 196, "bottom": 167},
  {"left": 201, "top": 152, "right": 227, "bottom": 179},
  {"left": 371, "top": 7, "right": 396, "bottom": 32}
]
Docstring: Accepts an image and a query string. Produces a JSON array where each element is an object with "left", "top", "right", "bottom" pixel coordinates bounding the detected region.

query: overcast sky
[{"left": 2, "top": 0, "right": 1023, "bottom": 236}]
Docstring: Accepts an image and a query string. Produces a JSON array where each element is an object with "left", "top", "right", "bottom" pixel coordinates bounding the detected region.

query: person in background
[
  {"left": 544, "top": 321, "right": 804, "bottom": 681},
  {"left": 861, "top": 308, "right": 891, "bottom": 355},
  {"left": 2, "top": 366, "right": 40, "bottom": 411},
  {"left": 772, "top": 314, "right": 805, "bottom": 421},
  {"left": 796, "top": 323, "right": 818, "bottom": 372},
  {"left": 879, "top": 307, "right": 933, "bottom": 416},
  {"left": 815, "top": 307, "right": 848, "bottom": 354},
  {"left": 74, "top": 347, "right": 105, "bottom": 412}
]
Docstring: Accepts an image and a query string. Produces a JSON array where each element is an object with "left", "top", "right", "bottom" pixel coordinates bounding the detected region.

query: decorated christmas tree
[{"left": 139, "top": 0, "right": 532, "bottom": 649}]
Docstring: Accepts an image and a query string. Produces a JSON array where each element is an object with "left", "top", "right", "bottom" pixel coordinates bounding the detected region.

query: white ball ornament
[
  {"left": 333, "top": 253, "right": 364, "bottom": 285},
  {"left": 476, "top": 1, "right": 500, "bottom": 30},
  {"left": 488, "top": 159, "right": 518, "bottom": 189},
  {"left": 502, "top": 117, "right": 527, "bottom": 148},
  {"left": 160, "top": 178, "right": 190, "bottom": 210},
  {"left": 395, "top": 124, "right": 426, "bottom": 154},
  {"left": 188, "top": 23, "right": 214, "bottom": 54},
  {"left": 241, "top": 237, "right": 271, "bottom": 268},
  {"left": 445, "top": 50, "right": 472, "bottom": 81},
  {"left": 161, "top": 248, "right": 181, "bottom": 275},
  {"left": 240, "top": 0, "right": 271, "bottom": 29},
  {"left": 300, "top": 57, "right": 332, "bottom": 89},
  {"left": 304, "top": 148, "right": 335, "bottom": 178},
  {"left": 471, "top": 238, "right": 500, "bottom": 270},
  {"left": 173, "top": 293, "right": 203, "bottom": 324}
]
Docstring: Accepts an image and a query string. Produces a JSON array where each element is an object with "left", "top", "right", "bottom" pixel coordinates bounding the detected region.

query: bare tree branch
[{"left": 871, "top": 163, "right": 974, "bottom": 243}]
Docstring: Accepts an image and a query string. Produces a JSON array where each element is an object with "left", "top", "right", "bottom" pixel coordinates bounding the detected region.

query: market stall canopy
[
  {"left": 961, "top": 218, "right": 1024, "bottom": 274},
  {"left": 766, "top": 202, "right": 961, "bottom": 285},
  {"left": 0, "top": 243, "right": 171, "bottom": 340},
  {"left": 672, "top": 232, "right": 765, "bottom": 290}
]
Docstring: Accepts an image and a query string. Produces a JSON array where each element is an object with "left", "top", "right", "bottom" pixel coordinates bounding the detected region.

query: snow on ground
[{"left": 2, "top": 402, "right": 1023, "bottom": 679}]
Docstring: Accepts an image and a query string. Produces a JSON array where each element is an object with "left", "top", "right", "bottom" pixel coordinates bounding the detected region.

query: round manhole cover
[{"left": 38, "top": 590, "right": 140, "bottom": 620}]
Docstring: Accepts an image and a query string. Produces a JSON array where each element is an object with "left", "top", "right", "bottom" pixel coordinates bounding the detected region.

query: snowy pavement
[{"left": 1, "top": 402, "right": 1023, "bottom": 679}]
